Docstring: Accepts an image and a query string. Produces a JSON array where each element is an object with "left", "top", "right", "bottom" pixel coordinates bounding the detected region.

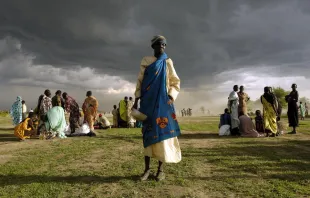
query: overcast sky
[{"left": 1, "top": 0, "right": 310, "bottom": 113}]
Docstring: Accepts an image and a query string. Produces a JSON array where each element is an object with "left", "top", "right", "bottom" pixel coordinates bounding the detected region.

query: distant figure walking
[{"left": 187, "top": 108, "right": 192, "bottom": 116}]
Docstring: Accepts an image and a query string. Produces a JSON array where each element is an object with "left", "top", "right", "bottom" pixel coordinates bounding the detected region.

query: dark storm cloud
[{"left": 1, "top": 0, "right": 310, "bottom": 87}]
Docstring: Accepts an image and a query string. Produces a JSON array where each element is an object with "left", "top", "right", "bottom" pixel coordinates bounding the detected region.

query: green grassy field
[{"left": 0, "top": 115, "right": 309, "bottom": 198}]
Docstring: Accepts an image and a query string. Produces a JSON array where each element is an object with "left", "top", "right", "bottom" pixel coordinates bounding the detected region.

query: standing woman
[
  {"left": 133, "top": 35, "right": 181, "bottom": 181},
  {"left": 82, "top": 91, "right": 98, "bottom": 135},
  {"left": 62, "top": 92, "right": 80, "bottom": 134},
  {"left": 286, "top": 84, "right": 299, "bottom": 134},
  {"left": 237, "top": 86, "right": 250, "bottom": 116},
  {"left": 261, "top": 87, "right": 278, "bottom": 136},
  {"left": 37, "top": 90, "right": 53, "bottom": 135},
  {"left": 10, "top": 96, "right": 23, "bottom": 126}
]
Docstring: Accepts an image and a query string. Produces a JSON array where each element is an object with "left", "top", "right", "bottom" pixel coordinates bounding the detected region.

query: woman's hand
[{"left": 167, "top": 95, "right": 174, "bottom": 105}]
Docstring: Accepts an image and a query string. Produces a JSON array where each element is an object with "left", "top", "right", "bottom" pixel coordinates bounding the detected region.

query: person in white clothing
[
  {"left": 228, "top": 85, "right": 240, "bottom": 136},
  {"left": 22, "top": 100, "right": 27, "bottom": 120}
]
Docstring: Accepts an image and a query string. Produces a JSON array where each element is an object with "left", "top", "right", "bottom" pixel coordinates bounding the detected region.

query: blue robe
[{"left": 139, "top": 53, "right": 181, "bottom": 148}]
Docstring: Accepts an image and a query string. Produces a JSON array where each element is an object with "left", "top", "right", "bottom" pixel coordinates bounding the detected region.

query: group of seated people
[
  {"left": 218, "top": 108, "right": 285, "bottom": 137},
  {"left": 14, "top": 106, "right": 114, "bottom": 141}
]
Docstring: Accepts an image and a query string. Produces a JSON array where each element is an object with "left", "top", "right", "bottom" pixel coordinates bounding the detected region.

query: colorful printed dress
[
  {"left": 82, "top": 96, "right": 98, "bottom": 131},
  {"left": 134, "top": 54, "right": 181, "bottom": 163},
  {"left": 64, "top": 96, "right": 80, "bottom": 129},
  {"left": 14, "top": 118, "right": 33, "bottom": 140},
  {"left": 261, "top": 93, "right": 277, "bottom": 134},
  {"left": 10, "top": 96, "right": 23, "bottom": 126}
]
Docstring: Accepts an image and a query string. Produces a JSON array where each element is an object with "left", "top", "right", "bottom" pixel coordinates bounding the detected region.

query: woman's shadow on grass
[
  {"left": 0, "top": 175, "right": 142, "bottom": 186},
  {"left": 0, "top": 132, "right": 20, "bottom": 142},
  {"left": 0, "top": 127, "right": 14, "bottom": 131},
  {"left": 179, "top": 133, "right": 236, "bottom": 139}
]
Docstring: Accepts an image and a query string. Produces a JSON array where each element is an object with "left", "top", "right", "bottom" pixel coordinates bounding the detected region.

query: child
[{"left": 255, "top": 110, "right": 264, "bottom": 133}]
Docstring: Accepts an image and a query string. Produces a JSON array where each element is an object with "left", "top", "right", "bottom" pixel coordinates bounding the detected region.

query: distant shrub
[{"left": 0, "top": 111, "right": 9, "bottom": 117}]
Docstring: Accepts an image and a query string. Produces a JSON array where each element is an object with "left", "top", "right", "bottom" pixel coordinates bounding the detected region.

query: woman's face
[{"left": 153, "top": 41, "right": 166, "bottom": 54}]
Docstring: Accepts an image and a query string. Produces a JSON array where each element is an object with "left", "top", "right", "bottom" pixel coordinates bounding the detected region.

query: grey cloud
[{"left": 1, "top": 0, "right": 310, "bottom": 88}]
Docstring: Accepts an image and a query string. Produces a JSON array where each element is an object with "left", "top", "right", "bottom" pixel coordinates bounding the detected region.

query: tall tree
[{"left": 272, "top": 87, "right": 290, "bottom": 109}]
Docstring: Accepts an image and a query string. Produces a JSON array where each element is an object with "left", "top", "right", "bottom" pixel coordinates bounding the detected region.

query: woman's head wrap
[
  {"left": 16, "top": 96, "right": 22, "bottom": 102},
  {"left": 151, "top": 35, "right": 167, "bottom": 46}
]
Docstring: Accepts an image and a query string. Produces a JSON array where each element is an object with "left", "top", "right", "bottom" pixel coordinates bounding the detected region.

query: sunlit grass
[{"left": 0, "top": 115, "right": 310, "bottom": 197}]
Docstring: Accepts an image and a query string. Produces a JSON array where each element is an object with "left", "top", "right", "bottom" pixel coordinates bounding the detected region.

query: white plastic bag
[{"left": 219, "top": 125, "right": 231, "bottom": 136}]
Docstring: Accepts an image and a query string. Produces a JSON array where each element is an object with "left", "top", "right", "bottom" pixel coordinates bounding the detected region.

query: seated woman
[
  {"left": 254, "top": 110, "right": 264, "bottom": 133},
  {"left": 239, "top": 111, "right": 261, "bottom": 138},
  {"left": 41, "top": 106, "right": 67, "bottom": 139},
  {"left": 14, "top": 112, "right": 37, "bottom": 141},
  {"left": 218, "top": 108, "right": 231, "bottom": 136},
  {"left": 94, "top": 114, "right": 111, "bottom": 129}
]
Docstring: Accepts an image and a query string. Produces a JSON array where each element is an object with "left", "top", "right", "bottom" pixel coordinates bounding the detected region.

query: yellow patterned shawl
[{"left": 262, "top": 96, "right": 277, "bottom": 134}]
